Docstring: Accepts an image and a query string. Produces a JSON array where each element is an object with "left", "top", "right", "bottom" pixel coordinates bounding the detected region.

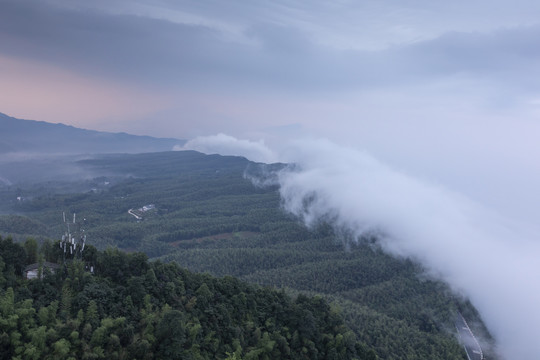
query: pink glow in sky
[{"left": 0, "top": 54, "right": 171, "bottom": 133}]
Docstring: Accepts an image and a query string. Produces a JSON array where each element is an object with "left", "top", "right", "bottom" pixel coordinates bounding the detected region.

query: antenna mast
[{"left": 61, "top": 211, "right": 86, "bottom": 261}]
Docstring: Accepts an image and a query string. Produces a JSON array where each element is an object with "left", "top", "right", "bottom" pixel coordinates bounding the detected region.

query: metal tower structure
[{"left": 60, "top": 211, "right": 86, "bottom": 260}]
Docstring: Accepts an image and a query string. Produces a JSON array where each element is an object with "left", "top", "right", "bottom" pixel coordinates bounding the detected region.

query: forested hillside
[
  {"left": 0, "top": 236, "right": 376, "bottom": 359},
  {"left": 0, "top": 151, "right": 492, "bottom": 359}
]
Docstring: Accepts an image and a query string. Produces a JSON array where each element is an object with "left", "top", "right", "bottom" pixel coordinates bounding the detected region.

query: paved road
[
  {"left": 128, "top": 209, "right": 142, "bottom": 220},
  {"left": 455, "top": 313, "right": 483, "bottom": 360}
]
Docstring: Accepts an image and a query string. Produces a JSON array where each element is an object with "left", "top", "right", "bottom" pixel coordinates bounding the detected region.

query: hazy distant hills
[{"left": 0, "top": 112, "right": 185, "bottom": 155}]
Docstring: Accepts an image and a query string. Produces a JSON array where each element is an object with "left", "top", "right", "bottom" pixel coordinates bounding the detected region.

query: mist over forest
[
  {"left": 2, "top": 0, "right": 540, "bottom": 358},
  {"left": 0, "top": 129, "right": 494, "bottom": 359}
]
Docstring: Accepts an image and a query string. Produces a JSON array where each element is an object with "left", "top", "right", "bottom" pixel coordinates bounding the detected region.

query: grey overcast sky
[
  {"left": 2, "top": 0, "right": 539, "bottom": 219},
  {"left": 2, "top": 2, "right": 540, "bottom": 357}
]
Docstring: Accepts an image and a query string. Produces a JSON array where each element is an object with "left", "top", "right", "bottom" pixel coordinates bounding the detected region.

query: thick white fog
[
  {"left": 184, "top": 134, "right": 540, "bottom": 359},
  {"left": 180, "top": 134, "right": 277, "bottom": 163}
]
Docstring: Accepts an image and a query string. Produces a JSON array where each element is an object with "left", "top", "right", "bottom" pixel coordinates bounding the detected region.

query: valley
[{"left": 0, "top": 151, "right": 496, "bottom": 359}]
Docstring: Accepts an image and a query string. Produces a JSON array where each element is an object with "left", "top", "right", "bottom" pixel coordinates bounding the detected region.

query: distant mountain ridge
[{"left": 0, "top": 112, "right": 185, "bottom": 154}]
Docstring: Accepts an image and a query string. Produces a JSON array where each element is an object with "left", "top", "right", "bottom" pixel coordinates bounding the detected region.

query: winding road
[
  {"left": 455, "top": 312, "right": 483, "bottom": 360},
  {"left": 128, "top": 209, "right": 142, "bottom": 220}
]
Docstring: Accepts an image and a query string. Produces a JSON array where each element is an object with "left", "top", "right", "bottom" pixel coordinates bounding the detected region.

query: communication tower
[{"left": 60, "top": 211, "right": 86, "bottom": 260}]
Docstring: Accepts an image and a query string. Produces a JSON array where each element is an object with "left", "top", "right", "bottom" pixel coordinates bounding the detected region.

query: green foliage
[
  {"left": 0, "top": 237, "right": 27, "bottom": 277},
  {"left": 23, "top": 238, "right": 39, "bottom": 265},
  {"left": 0, "top": 216, "right": 48, "bottom": 239},
  {"left": 0, "top": 151, "right": 489, "bottom": 359},
  {"left": 0, "top": 246, "right": 371, "bottom": 360}
]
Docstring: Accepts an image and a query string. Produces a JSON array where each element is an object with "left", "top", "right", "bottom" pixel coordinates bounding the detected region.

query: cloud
[
  {"left": 3, "top": 0, "right": 540, "bottom": 147},
  {"left": 3, "top": 0, "right": 540, "bottom": 95},
  {"left": 273, "top": 139, "right": 540, "bottom": 359},
  {"left": 0, "top": 176, "right": 12, "bottom": 186},
  {"left": 178, "top": 134, "right": 277, "bottom": 163},
  {"left": 0, "top": 152, "right": 95, "bottom": 183}
]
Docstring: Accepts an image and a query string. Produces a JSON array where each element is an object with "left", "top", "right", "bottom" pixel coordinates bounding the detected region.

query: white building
[{"left": 24, "top": 262, "right": 61, "bottom": 279}]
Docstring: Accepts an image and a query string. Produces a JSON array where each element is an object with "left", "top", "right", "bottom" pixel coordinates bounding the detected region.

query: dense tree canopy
[
  {"left": 0, "top": 151, "right": 493, "bottom": 359},
  {"left": 0, "top": 236, "right": 376, "bottom": 360}
]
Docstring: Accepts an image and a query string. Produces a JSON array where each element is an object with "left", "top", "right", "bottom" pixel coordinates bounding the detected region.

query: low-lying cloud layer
[
  {"left": 179, "top": 133, "right": 277, "bottom": 163},
  {"left": 193, "top": 134, "right": 540, "bottom": 359},
  {"left": 277, "top": 139, "right": 540, "bottom": 360}
]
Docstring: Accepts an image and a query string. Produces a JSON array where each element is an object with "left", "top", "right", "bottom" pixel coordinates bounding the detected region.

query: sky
[
  {"left": 2, "top": 0, "right": 540, "bottom": 222},
  {"left": 2, "top": 0, "right": 540, "bottom": 358}
]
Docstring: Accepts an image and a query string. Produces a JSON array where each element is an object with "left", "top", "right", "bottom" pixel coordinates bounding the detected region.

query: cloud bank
[
  {"left": 178, "top": 134, "right": 277, "bottom": 163},
  {"left": 233, "top": 135, "right": 539, "bottom": 359},
  {"left": 3, "top": 0, "right": 540, "bottom": 94},
  {"left": 3, "top": 0, "right": 540, "bottom": 142}
]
